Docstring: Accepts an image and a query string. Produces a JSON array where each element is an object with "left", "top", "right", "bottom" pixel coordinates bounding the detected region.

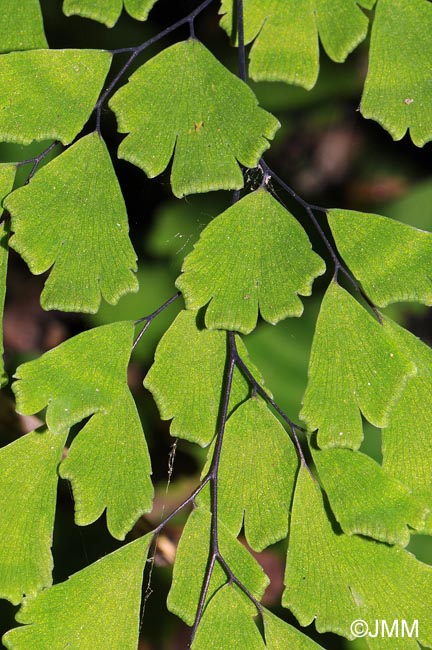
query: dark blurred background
[{"left": 0, "top": 2, "right": 431, "bottom": 648}]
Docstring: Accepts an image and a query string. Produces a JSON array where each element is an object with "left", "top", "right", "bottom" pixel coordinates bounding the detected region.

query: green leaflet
[
  {"left": 12, "top": 322, "right": 153, "bottom": 539},
  {"left": 263, "top": 609, "right": 325, "bottom": 649},
  {"left": 5, "top": 133, "right": 138, "bottom": 313},
  {"left": 63, "top": 0, "right": 158, "bottom": 27},
  {"left": 167, "top": 507, "right": 269, "bottom": 626},
  {"left": 199, "top": 398, "right": 298, "bottom": 551},
  {"left": 12, "top": 321, "right": 134, "bottom": 432},
  {"left": 219, "top": 0, "right": 370, "bottom": 90},
  {"left": 361, "top": 0, "right": 432, "bottom": 146},
  {"left": 192, "top": 586, "right": 327, "bottom": 649},
  {"left": 0, "top": 0, "right": 47, "bottom": 52},
  {"left": 109, "top": 39, "right": 279, "bottom": 197},
  {"left": 59, "top": 391, "right": 153, "bottom": 540},
  {"left": 0, "top": 164, "right": 16, "bottom": 386},
  {"left": 64, "top": 0, "right": 122, "bottom": 25},
  {"left": 300, "top": 282, "right": 416, "bottom": 449},
  {"left": 0, "top": 163, "right": 16, "bottom": 201},
  {"left": 312, "top": 447, "right": 427, "bottom": 546},
  {"left": 123, "top": 0, "right": 157, "bottom": 20},
  {"left": 144, "top": 309, "right": 264, "bottom": 447},
  {"left": 283, "top": 467, "right": 432, "bottom": 648},
  {"left": 328, "top": 208, "right": 432, "bottom": 307},
  {"left": 0, "top": 49, "right": 112, "bottom": 145},
  {"left": 176, "top": 189, "right": 325, "bottom": 334},
  {"left": 0, "top": 427, "right": 66, "bottom": 605},
  {"left": 3, "top": 535, "right": 152, "bottom": 650},
  {"left": 382, "top": 317, "right": 432, "bottom": 534},
  {"left": 192, "top": 585, "right": 264, "bottom": 650}
]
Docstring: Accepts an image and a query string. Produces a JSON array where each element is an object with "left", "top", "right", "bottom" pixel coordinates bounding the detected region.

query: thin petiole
[
  {"left": 151, "top": 477, "right": 210, "bottom": 536},
  {"left": 132, "top": 291, "right": 181, "bottom": 350},
  {"left": 95, "top": 0, "right": 216, "bottom": 130},
  {"left": 260, "top": 160, "right": 382, "bottom": 321},
  {"left": 16, "top": 141, "right": 60, "bottom": 183},
  {"left": 232, "top": 342, "right": 308, "bottom": 465},
  {"left": 189, "top": 331, "right": 237, "bottom": 644}
]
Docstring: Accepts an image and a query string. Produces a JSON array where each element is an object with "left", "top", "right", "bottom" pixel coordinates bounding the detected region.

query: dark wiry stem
[
  {"left": 189, "top": 331, "right": 237, "bottom": 645},
  {"left": 133, "top": 291, "right": 181, "bottom": 350},
  {"left": 338, "top": 266, "right": 383, "bottom": 323},
  {"left": 95, "top": 0, "right": 215, "bottom": 132},
  {"left": 259, "top": 159, "right": 382, "bottom": 322},
  {"left": 218, "top": 554, "right": 263, "bottom": 615},
  {"left": 95, "top": 51, "right": 138, "bottom": 135},
  {"left": 260, "top": 160, "right": 326, "bottom": 213},
  {"left": 16, "top": 141, "right": 60, "bottom": 183},
  {"left": 185, "top": 6, "right": 281, "bottom": 639},
  {"left": 185, "top": 7, "right": 266, "bottom": 638},
  {"left": 232, "top": 339, "right": 308, "bottom": 466},
  {"left": 189, "top": 17, "right": 196, "bottom": 39},
  {"left": 151, "top": 478, "right": 210, "bottom": 536},
  {"left": 111, "top": 0, "right": 214, "bottom": 55}
]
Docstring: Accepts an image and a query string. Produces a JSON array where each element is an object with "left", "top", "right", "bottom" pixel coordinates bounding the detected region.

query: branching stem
[
  {"left": 260, "top": 159, "right": 382, "bottom": 321},
  {"left": 135, "top": 3, "right": 309, "bottom": 636},
  {"left": 232, "top": 338, "right": 308, "bottom": 465},
  {"left": 16, "top": 141, "right": 60, "bottom": 183},
  {"left": 11, "top": 0, "right": 380, "bottom": 329},
  {"left": 95, "top": 0, "right": 215, "bottom": 132},
  {"left": 137, "top": 330, "right": 264, "bottom": 644},
  {"left": 183, "top": 8, "right": 270, "bottom": 632},
  {"left": 189, "top": 331, "right": 237, "bottom": 644},
  {"left": 151, "top": 478, "right": 210, "bottom": 536},
  {"left": 140, "top": 330, "right": 267, "bottom": 644},
  {"left": 133, "top": 291, "right": 181, "bottom": 350}
]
